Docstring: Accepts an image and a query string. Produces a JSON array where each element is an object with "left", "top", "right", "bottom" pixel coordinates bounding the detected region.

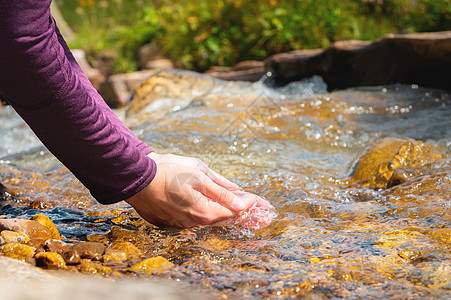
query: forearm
[{"left": 0, "top": 0, "right": 156, "bottom": 203}]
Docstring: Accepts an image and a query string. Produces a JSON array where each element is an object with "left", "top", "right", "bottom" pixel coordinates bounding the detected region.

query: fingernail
[{"left": 231, "top": 197, "right": 246, "bottom": 211}]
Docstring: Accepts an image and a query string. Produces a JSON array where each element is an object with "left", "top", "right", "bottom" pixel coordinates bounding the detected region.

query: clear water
[{"left": 1, "top": 71, "right": 450, "bottom": 298}]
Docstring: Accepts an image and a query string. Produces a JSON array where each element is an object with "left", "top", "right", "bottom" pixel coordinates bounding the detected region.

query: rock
[
  {"left": 129, "top": 256, "right": 174, "bottom": 275},
  {"left": 35, "top": 252, "right": 66, "bottom": 270},
  {"left": 27, "top": 238, "right": 47, "bottom": 251},
  {"left": 266, "top": 31, "right": 451, "bottom": 90},
  {"left": 145, "top": 59, "right": 174, "bottom": 71},
  {"left": 71, "top": 49, "right": 106, "bottom": 90},
  {"left": 77, "top": 259, "right": 98, "bottom": 274},
  {"left": 71, "top": 242, "right": 106, "bottom": 256},
  {"left": 2, "top": 243, "right": 35, "bottom": 261},
  {"left": 0, "top": 218, "right": 53, "bottom": 240},
  {"left": 80, "top": 250, "right": 102, "bottom": 261},
  {"left": 1, "top": 230, "right": 30, "bottom": 244},
  {"left": 62, "top": 249, "right": 81, "bottom": 265},
  {"left": 44, "top": 239, "right": 70, "bottom": 255},
  {"left": 138, "top": 43, "right": 174, "bottom": 70},
  {"left": 350, "top": 137, "right": 446, "bottom": 188},
  {"left": 103, "top": 249, "right": 127, "bottom": 263},
  {"left": 386, "top": 169, "right": 412, "bottom": 189},
  {"left": 205, "top": 60, "right": 266, "bottom": 82},
  {"left": 107, "top": 241, "right": 142, "bottom": 260},
  {"left": 98, "top": 70, "right": 155, "bottom": 108},
  {"left": 95, "top": 265, "right": 113, "bottom": 276},
  {"left": 30, "top": 214, "right": 61, "bottom": 240},
  {"left": 30, "top": 198, "right": 53, "bottom": 210}
]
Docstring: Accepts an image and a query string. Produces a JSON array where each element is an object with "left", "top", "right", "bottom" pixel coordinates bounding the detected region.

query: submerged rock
[
  {"left": 129, "top": 256, "right": 174, "bottom": 275},
  {"left": 350, "top": 137, "right": 446, "bottom": 188},
  {"left": 71, "top": 242, "right": 106, "bottom": 257},
  {"left": 107, "top": 241, "right": 143, "bottom": 261}
]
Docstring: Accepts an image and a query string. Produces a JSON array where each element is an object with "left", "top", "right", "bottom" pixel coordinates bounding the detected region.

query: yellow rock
[
  {"left": 0, "top": 218, "right": 53, "bottom": 240},
  {"left": 129, "top": 256, "right": 174, "bottom": 275},
  {"left": 78, "top": 259, "right": 98, "bottom": 274},
  {"left": 96, "top": 265, "right": 113, "bottom": 276},
  {"left": 351, "top": 137, "right": 445, "bottom": 188},
  {"left": 2, "top": 243, "right": 35, "bottom": 261},
  {"left": 1, "top": 230, "right": 30, "bottom": 244},
  {"left": 35, "top": 252, "right": 66, "bottom": 270},
  {"left": 30, "top": 214, "right": 61, "bottom": 240},
  {"left": 107, "top": 241, "right": 142, "bottom": 260},
  {"left": 103, "top": 249, "right": 127, "bottom": 263}
]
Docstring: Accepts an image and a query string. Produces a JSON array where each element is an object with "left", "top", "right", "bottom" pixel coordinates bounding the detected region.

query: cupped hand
[{"left": 125, "top": 153, "right": 268, "bottom": 228}]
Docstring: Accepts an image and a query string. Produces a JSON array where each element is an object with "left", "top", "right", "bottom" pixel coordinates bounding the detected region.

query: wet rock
[
  {"left": 44, "top": 239, "right": 70, "bottom": 255},
  {"left": 78, "top": 259, "right": 98, "bottom": 274},
  {"left": 0, "top": 218, "right": 53, "bottom": 240},
  {"left": 28, "top": 238, "right": 47, "bottom": 251},
  {"left": 71, "top": 242, "right": 106, "bottom": 257},
  {"left": 96, "top": 265, "right": 113, "bottom": 276},
  {"left": 80, "top": 250, "right": 102, "bottom": 261},
  {"left": 1, "top": 230, "right": 30, "bottom": 244},
  {"left": 387, "top": 169, "right": 412, "bottom": 189},
  {"left": 30, "top": 198, "right": 53, "bottom": 210},
  {"left": 266, "top": 31, "right": 451, "bottom": 90},
  {"left": 103, "top": 249, "right": 127, "bottom": 263},
  {"left": 129, "top": 256, "right": 174, "bottom": 275},
  {"left": 30, "top": 214, "right": 61, "bottom": 240},
  {"left": 35, "top": 252, "right": 66, "bottom": 270},
  {"left": 350, "top": 137, "right": 445, "bottom": 188},
  {"left": 62, "top": 250, "right": 81, "bottom": 265},
  {"left": 2, "top": 243, "right": 35, "bottom": 261},
  {"left": 398, "top": 248, "right": 420, "bottom": 262},
  {"left": 86, "top": 233, "right": 109, "bottom": 244},
  {"left": 107, "top": 241, "right": 143, "bottom": 260}
]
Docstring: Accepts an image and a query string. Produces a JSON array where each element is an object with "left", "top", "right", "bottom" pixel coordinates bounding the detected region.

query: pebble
[
  {"left": 44, "top": 239, "right": 70, "bottom": 255},
  {"left": 0, "top": 230, "right": 30, "bottom": 244},
  {"left": 62, "top": 250, "right": 81, "bottom": 265},
  {"left": 35, "top": 252, "right": 66, "bottom": 270},
  {"left": 107, "top": 241, "right": 142, "bottom": 260},
  {"left": 78, "top": 259, "right": 98, "bottom": 274},
  {"left": 103, "top": 249, "right": 127, "bottom": 263},
  {"left": 129, "top": 256, "right": 174, "bottom": 275},
  {"left": 0, "top": 218, "right": 52, "bottom": 240},
  {"left": 71, "top": 242, "right": 106, "bottom": 256},
  {"left": 2, "top": 243, "right": 35, "bottom": 261}
]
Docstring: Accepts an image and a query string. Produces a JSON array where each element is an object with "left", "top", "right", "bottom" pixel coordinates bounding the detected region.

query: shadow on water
[{"left": 1, "top": 70, "right": 450, "bottom": 298}]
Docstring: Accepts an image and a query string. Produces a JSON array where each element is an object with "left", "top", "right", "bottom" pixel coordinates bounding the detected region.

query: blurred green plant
[{"left": 56, "top": 0, "right": 451, "bottom": 73}]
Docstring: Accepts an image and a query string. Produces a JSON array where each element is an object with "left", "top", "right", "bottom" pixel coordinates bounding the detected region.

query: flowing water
[{"left": 1, "top": 70, "right": 450, "bottom": 299}]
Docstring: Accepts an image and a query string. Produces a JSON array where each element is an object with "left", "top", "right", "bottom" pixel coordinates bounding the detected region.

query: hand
[{"left": 125, "top": 153, "right": 267, "bottom": 228}]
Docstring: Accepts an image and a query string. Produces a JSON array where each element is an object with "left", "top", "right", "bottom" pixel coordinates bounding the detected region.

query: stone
[
  {"left": 62, "top": 250, "right": 81, "bottom": 265},
  {"left": 2, "top": 243, "right": 35, "bottom": 261},
  {"left": 98, "top": 70, "right": 155, "bottom": 108},
  {"left": 266, "top": 31, "right": 451, "bottom": 91},
  {"left": 30, "top": 214, "right": 61, "bottom": 240},
  {"left": 350, "top": 137, "right": 445, "bottom": 188},
  {"left": 138, "top": 43, "right": 174, "bottom": 70},
  {"left": 1, "top": 230, "right": 30, "bottom": 244},
  {"left": 107, "top": 241, "right": 142, "bottom": 260},
  {"left": 205, "top": 60, "right": 266, "bottom": 82},
  {"left": 103, "top": 249, "right": 127, "bottom": 263},
  {"left": 80, "top": 250, "right": 102, "bottom": 261},
  {"left": 0, "top": 218, "right": 53, "bottom": 240},
  {"left": 129, "top": 256, "right": 174, "bottom": 275},
  {"left": 35, "top": 252, "right": 66, "bottom": 270},
  {"left": 77, "top": 259, "right": 98, "bottom": 274},
  {"left": 44, "top": 239, "right": 70, "bottom": 255},
  {"left": 27, "top": 238, "right": 47, "bottom": 251},
  {"left": 30, "top": 198, "right": 53, "bottom": 210},
  {"left": 71, "top": 242, "right": 106, "bottom": 256}
]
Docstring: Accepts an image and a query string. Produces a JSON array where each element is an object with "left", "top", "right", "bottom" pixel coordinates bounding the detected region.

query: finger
[
  {"left": 197, "top": 174, "right": 255, "bottom": 212},
  {"left": 188, "top": 189, "right": 235, "bottom": 224},
  {"left": 232, "top": 191, "right": 273, "bottom": 208},
  {"left": 205, "top": 168, "right": 240, "bottom": 191}
]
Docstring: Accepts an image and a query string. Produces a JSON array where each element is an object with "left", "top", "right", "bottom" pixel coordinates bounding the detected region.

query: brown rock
[
  {"left": 266, "top": 31, "right": 451, "bottom": 90},
  {"left": 30, "top": 214, "right": 61, "bottom": 240},
  {"left": 71, "top": 49, "right": 105, "bottom": 90},
  {"left": 205, "top": 60, "right": 266, "bottom": 82},
  {"left": 103, "top": 249, "right": 127, "bottom": 263},
  {"left": 30, "top": 198, "right": 53, "bottom": 210},
  {"left": 77, "top": 259, "right": 98, "bottom": 274},
  {"left": 62, "top": 249, "right": 81, "bottom": 265},
  {"left": 80, "top": 250, "right": 102, "bottom": 261},
  {"left": 27, "top": 238, "right": 47, "bottom": 251},
  {"left": 44, "top": 239, "right": 70, "bottom": 255},
  {"left": 71, "top": 242, "right": 106, "bottom": 256},
  {"left": 35, "top": 252, "right": 66, "bottom": 270},
  {"left": 0, "top": 218, "right": 53, "bottom": 240}
]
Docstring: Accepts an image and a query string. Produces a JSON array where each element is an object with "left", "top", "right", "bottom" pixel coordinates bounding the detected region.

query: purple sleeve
[{"left": 0, "top": 1, "right": 157, "bottom": 204}]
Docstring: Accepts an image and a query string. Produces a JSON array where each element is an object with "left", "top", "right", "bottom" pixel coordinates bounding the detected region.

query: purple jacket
[{"left": 0, "top": 1, "right": 157, "bottom": 204}]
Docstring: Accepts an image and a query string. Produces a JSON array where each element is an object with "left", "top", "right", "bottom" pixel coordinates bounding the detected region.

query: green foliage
[{"left": 57, "top": 0, "right": 451, "bottom": 73}]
